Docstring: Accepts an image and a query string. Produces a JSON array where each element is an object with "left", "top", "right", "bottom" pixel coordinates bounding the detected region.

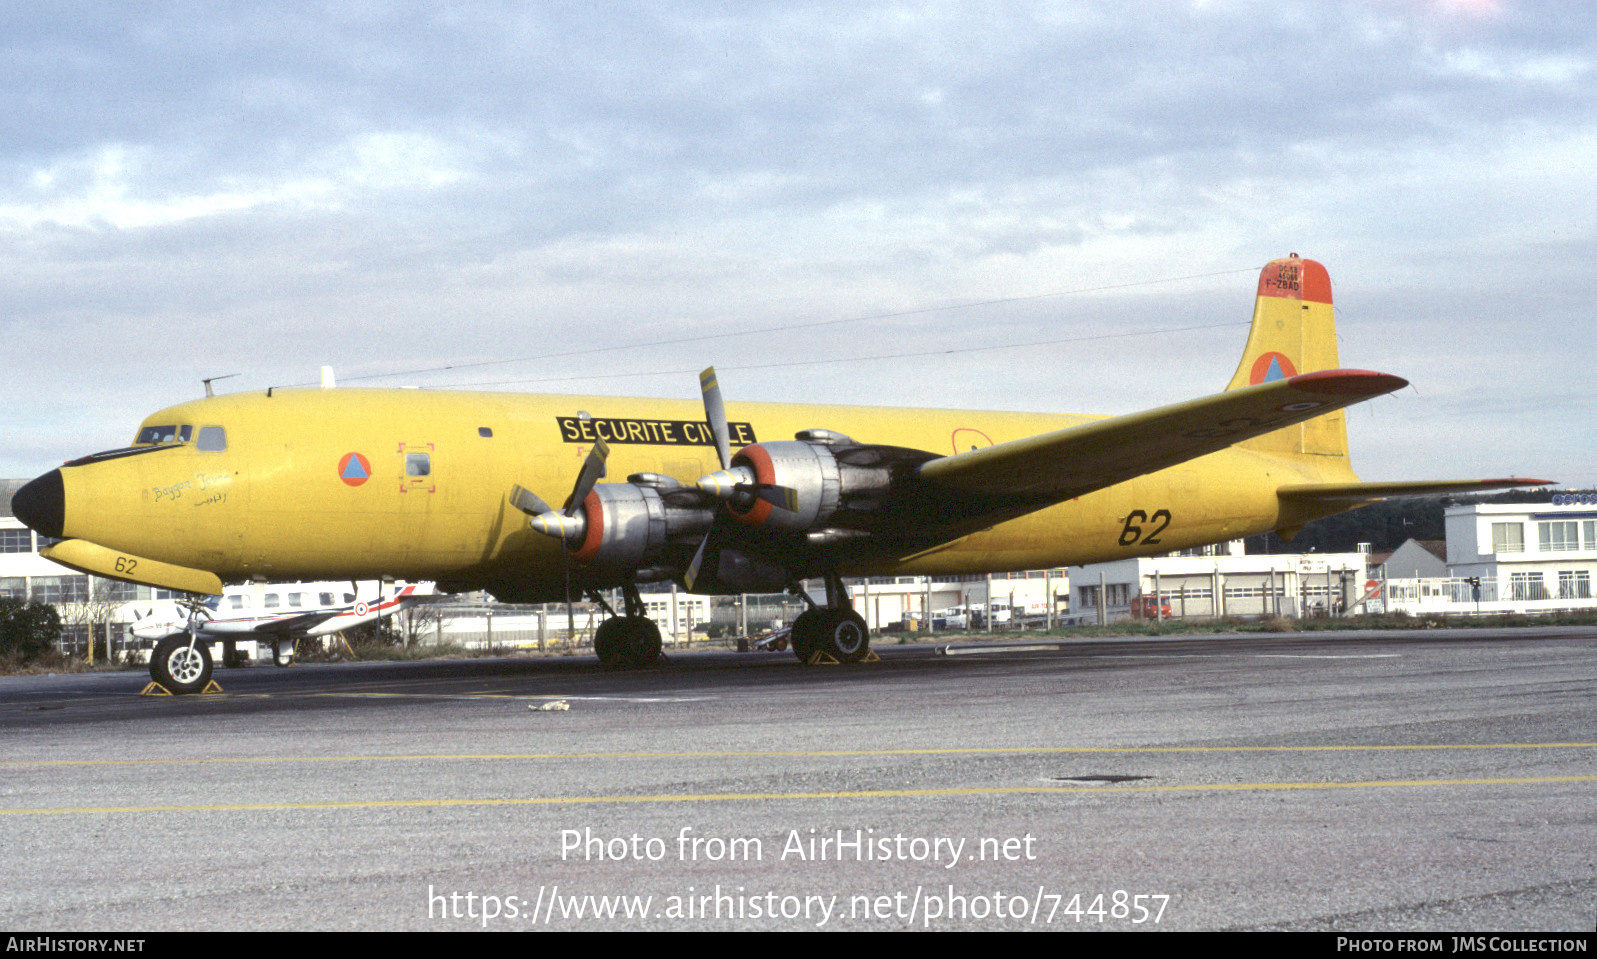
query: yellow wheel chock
[{"left": 140, "top": 679, "right": 225, "bottom": 697}]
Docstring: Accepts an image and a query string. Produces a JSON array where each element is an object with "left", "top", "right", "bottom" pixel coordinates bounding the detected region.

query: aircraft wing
[
  {"left": 917, "top": 370, "right": 1406, "bottom": 503},
  {"left": 244, "top": 612, "right": 342, "bottom": 635}
]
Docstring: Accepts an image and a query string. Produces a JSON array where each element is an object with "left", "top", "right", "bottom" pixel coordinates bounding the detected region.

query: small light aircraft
[
  {"left": 128, "top": 581, "right": 432, "bottom": 672},
  {"left": 11, "top": 256, "right": 1547, "bottom": 691}
]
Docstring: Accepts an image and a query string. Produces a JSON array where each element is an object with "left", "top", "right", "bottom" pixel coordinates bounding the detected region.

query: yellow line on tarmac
[
  {"left": 2, "top": 776, "right": 1594, "bottom": 817},
  {"left": 2, "top": 742, "right": 1594, "bottom": 769}
]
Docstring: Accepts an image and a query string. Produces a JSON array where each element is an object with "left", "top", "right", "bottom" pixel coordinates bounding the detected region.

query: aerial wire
[{"left": 272, "top": 265, "right": 1259, "bottom": 390}]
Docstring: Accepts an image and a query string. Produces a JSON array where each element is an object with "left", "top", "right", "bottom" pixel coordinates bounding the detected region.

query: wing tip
[{"left": 1286, "top": 369, "right": 1408, "bottom": 396}]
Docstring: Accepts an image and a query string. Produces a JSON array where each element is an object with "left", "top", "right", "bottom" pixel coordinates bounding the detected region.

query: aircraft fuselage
[{"left": 23, "top": 386, "right": 1353, "bottom": 601}]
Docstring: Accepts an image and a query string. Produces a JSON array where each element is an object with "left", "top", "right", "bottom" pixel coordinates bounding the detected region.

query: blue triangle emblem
[
  {"left": 1264, "top": 356, "right": 1286, "bottom": 382},
  {"left": 342, "top": 456, "right": 369, "bottom": 480}
]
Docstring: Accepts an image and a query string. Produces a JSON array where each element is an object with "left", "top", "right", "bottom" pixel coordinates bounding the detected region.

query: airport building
[
  {"left": 1066, "top": 540, "right": 1372, "bottom": 623},
  {"left": 1378, "top": 500, "right": 1597, "bottom": 615}
]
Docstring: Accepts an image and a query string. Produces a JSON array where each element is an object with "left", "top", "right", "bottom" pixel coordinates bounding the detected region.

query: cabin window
[
  {"left": 343, "top": 592, "right": 356, "bottom": 603},
  {"left": 197, "top": 426, "right": 227, "bottom": 452},
  {"left": 228, "top": 595, "right": 245, "bottom": 610},
  {"left": 319, "top": 592, "right": 334, "bottom": 606},
  {"left": 289, "top": 593, "right": 305, "bottom": 608},
  {"left": 264, "top": 593, "right": 280, "bottom": 609},
  {"left": 478, "top": 427, "right": 493, "bottom": 437},
  {"left": 406, "top": 452, "right": 431, "bottom": 477}
]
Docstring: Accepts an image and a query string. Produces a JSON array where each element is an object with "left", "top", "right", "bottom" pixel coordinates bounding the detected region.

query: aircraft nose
[{"left": 11, "top": 469, "right": 64, "bottom": 539}]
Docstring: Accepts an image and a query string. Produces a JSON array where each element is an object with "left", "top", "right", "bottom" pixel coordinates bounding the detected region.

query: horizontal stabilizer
[
  {"left": 918, "top": 370, "right": 1406, "bottom": 502},
  {"left": 1278, "top": 478, "right": 1554, "bottom": 504}
]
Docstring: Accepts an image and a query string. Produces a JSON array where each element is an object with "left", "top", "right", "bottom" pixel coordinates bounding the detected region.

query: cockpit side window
[
  {"left": 197, "top": 426, "right": 227, "bottom": 452},
  {"left": 406, "top": 452, "right": 431, "bottom": 477},
  {"left": 136, "top": 425, "right": 182, "bottom": 445}
]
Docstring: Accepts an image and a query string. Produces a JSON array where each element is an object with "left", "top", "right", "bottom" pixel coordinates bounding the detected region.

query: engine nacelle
[
  {"left": 563, "top": 479, "right": 714, "bottom": 574},
  {"left": 724, "top": 431, "right": 892, "bottom": 532}
]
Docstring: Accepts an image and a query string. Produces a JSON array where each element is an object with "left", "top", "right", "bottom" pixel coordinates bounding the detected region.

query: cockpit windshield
[{"left": 135, "top": 425, "right": 193, "bottom": 445}]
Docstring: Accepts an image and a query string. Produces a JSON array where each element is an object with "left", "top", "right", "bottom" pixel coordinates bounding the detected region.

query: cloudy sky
[{"left": 3, "top": 0, "right": 1592, "bottom": 487}]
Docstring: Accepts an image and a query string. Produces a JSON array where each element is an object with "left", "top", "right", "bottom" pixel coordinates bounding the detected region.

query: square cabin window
[
  {"left": 196, "top": 426, "right": 227, "bottom": 451},
  {"left": 406, "top": 452, "right": 431, "bottom": 477}
]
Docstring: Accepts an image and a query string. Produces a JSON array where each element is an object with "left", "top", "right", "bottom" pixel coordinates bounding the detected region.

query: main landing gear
[
  {"left": 788, "top": 571, "right": 870, "bottom": 665},
  {"left": 590, "top": 582, "right": 663, "bottom": 669}
]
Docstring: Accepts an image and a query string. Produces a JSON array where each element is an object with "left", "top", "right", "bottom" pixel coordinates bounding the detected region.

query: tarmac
[{"left": 1, "top": 626, "right": 1593, "bottom": 931}]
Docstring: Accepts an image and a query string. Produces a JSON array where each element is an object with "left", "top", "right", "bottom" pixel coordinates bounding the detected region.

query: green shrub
[{"left": 0, "top": 599, "right": 60, "bottom": 663}]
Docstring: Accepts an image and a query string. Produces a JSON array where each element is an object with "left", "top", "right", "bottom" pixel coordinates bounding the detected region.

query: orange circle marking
[
  {"left": 1249, "top": 352, "right": 1298, "bottom": 385},
  {"left": 338, "top": 452, "right": 372, "bottom": 487}
]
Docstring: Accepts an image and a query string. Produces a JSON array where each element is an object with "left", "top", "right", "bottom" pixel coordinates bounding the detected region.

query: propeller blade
[
  {"left": 510, "top": 484, "right": 554, "bottom": 517},
  {"left": 754, "top": 484, "right": 800, "bottom": 512},
  {"left": 683, "top": 531, "right": 710, "bottom": 591},
  {"left": 700, "top": 366, "right": 732, "bottom": 471},
  {"left": 564, "top": 437, "right": 610, "bottom": 515}
]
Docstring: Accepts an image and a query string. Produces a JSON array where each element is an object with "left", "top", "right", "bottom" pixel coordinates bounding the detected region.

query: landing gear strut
[
  {"left": 789, "top": 571, "right": 870, "bottom": 664},
  {"left": 589, "top": 582, "right": 663, "bottom": 669}
]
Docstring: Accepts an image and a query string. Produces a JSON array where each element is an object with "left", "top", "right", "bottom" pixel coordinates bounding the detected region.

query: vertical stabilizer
[{"left": 1226, "top": 255, "right": 1349, "bottom": 461}]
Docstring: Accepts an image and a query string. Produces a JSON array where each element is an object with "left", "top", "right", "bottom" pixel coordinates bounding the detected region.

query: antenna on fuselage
[{"left": 202, "top": 374, "right": 240, "bottom": 398}]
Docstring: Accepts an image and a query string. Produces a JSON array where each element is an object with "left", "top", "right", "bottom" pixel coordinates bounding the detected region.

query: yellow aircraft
[{"left": 11, "top": 255, "right": 1545, "bottom": 691}]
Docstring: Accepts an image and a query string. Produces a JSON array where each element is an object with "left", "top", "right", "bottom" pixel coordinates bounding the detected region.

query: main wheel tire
[
  {"left": 593, "top": 618, "right": 630, "bottom": 668},
  {"left": 625, "top": 617, "right": 662, "bottom": 668},
  {"left": 817, "top": 609, "right": 870, "bottom": 663},
  {"left": 273, "top": 640, "right": 295, "bottom": 667},
  {"left": 790, "top": 610, "right": 821, "bottom": 664},
  {"left": 150, "top": 636, "right": 214, "bottom": 694}
]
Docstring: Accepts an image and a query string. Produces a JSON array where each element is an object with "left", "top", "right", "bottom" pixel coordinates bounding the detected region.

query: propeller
[
  {"left": 682, "top": 367, "right": 802, "bottom": 590},
  {"left": 512, "top": 435, "right": 611, "bottom": 638},
  {"left": 512, "top": 436, "right": 610, "bottom": 543},
  {"left": 694, "top": 366, "right": 797, "bottom": 512}
]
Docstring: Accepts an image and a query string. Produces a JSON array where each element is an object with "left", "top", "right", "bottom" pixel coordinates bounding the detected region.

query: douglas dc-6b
[{"left": 10, "top": 256, "right": 1546, "bottom": 692}]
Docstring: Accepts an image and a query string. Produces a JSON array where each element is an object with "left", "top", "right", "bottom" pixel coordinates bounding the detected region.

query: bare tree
[
  {"left": 391, "top": 601, "right": 448, "bottom": 649},
  {"left": 53, "top": 577, "right": 127, "bottom": 663}
]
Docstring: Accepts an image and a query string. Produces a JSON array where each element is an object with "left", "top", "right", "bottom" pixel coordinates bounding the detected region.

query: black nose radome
[{"left": 12, "top": 469, "right": 64, "bottom": 540}]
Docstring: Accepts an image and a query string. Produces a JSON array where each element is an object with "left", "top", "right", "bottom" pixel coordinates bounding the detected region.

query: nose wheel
[
  {"left": 148, "top": 594, "right": 216, "bottom": 694},
  {"left": 150, "top": 635, "right": 213, "bottom": 694}
]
